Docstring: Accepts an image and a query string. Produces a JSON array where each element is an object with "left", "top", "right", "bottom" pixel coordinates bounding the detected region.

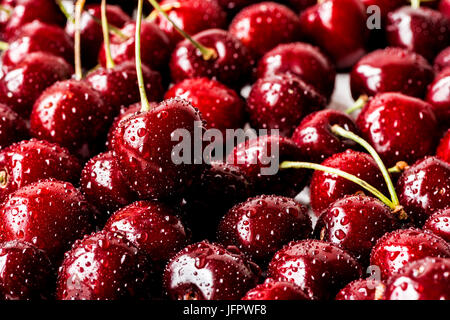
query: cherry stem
[
  {"left": 0, "top": 170, "right": 7, "bottom": 187},
  {"left": 146, "top": 2, "right": 181, "bottom": 21},
  {"left": 0, "top": 40, "right": 9, "bottom": 51},
  {"left": 410, "top": 0, "right": 421, "bottom": 9},
  {"left": 146, "top": 0, "right": 217, "bottom": 60},
  {"left": 89, "top": 14, "right": 128, "bottom": 40},
  {"left": 346, "top": 94, "right": 368, "bottom": 115},
  {"left": 280, "top": 161, "right": 396, "bottom": 210},
  {"left": 55, "top": 0, "right": 74, "bottom": 23},
  {"left": 136, "top": 0, "right": 151, "bottom": 112},
  {"left": 74, "top": 0, "right": 86, "bottom": 81},
  {"left": 101, "top": 0, "right": 115, "bottom": 69},
  {"left": 331, "top": 125, "right": 400, "bottom": 207},
  {"left": 0, "top": 4, "right": 11, "bottom": 15},
  {"left": 388, "top": 161, "right": 410, "bottom": 173}
]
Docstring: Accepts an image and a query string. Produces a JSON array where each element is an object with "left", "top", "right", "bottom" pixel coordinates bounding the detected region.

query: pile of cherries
[{"left": 0, "top": 0, "right": 449, "bottom": 301}]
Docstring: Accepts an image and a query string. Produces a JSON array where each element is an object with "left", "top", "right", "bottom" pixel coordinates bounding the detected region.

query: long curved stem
[
  {"left": 74, "top": 0, "right": 86, "bottom": 80},
  {"left": 346, "top": 94, "right": 368, "bottom": 115},
  {"left": 146, "top": 2, "right": 181, "bottom": 21},
  {"left": 136, "top": 0, "right": 151, "bottom": 112},
  {"left": 101, "top": 0, "right": 115, "bottom": 69},
  {"left": 89, "top": 14, "right": 128, "bottom": 40},
  {"left": 56, "top": 0, "right": 74, "bottom": 23}
]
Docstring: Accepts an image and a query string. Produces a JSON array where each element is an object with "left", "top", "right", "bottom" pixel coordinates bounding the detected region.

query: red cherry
[
  {"left": 440, "top": 0, "right": 450, "bottom": 18},
  {"left": 437, "top": 129, "right": 450, "bottom": 163},
  {"left": 56, "top": 230, "right": 152, "bottom": 300},
  {"left": 268, "top": 240, "right": 362, "bottom": 300},
  {"left": 424, "top": 208, "right": 450, "bottom": 242},
  {"left": 217, "top": 0, "right": 259, "bottom": 13},
  {"left": 360, "top": 0, "right": 404, "bottom": 19},
  {"left": 163, "top": 241, "right": 260, "bottom": 300},
  {"left": 0, "top": 104, "right": 28, "bottom": 150},
  {"left": 426, "top": 67, "right": 450, "bottom": 125},
  {"left": 350, "top": 47, "right": 434, "bottom": 100},
  {"left": 370, "top": 228, "right": 450, "bottom": 280},
  {"left": 434, "top": 47, "right": 450, "bottom": 71},
  {"left": 287, "top": 0, "right": 315, "bottom": 12},
  {"left": 242, "top": 278, "right": 309, "bottom": 300},
  {"left": 335, "top": 279, "right": 384, "bottom": 300}
]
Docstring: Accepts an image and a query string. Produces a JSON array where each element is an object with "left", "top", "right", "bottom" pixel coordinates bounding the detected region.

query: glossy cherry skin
[
  {"left": 217, "top": 0, "right": 259, "bottom": 13},
  {"left": 350, "top": 47, "right": 434, "bottom": 100},
  {"left": 385, "top": 257, "right": 450, "bottom": 300},
  {"left": 426, "top": 67, "right": 450, "bottom": 125},
  {"left": 104, "top": 200, "right": 190, "bottom": 270},
  {"left": 0, "top": 240, "right": 54, "bottom": 300},
  {"left": 170, "top": 28, "right": 253, "bottom": 87},
  {"left": 335, "top": 279, "right": 384, "bottom": 300},
  {"left": 0, "top": 104, "right": 28, "bottom": 150},
  {"left": 112, "top": 98, "right": 205, "bottom": 200},
  {"left": 163, "top": 241, "right": 261, "bottom": 300},
  {"left": 370, "top": 228, "right": 450, "bottom": 280},
  {"left": 164, "top": 77, "right": 245, "bottom": 134},
  {"left": 256, "top": 42, "right": 336, "bottom": 101},
  {"left": 309, "top": 150, "right": 387, "bottom": 217},
  {"left": 314, "top": 195, "right": 399, "bottom": 264},
  {"left": 287, "top": 0, "right": 315, "bottom": 11},
  {"left": 1, "top": 21, "right": 74, "bottom": 71},
  {"left": 440, "top": 0, "right": 450, "bottom": 17},
  {"left": 397, "top": 156, "right": 450, "bottom": 226},
  {"left": 434, "top": 47, "right": 450, "bottom": 71},
  {"left": 154, "top": 0, "right": 227, "bottom": 46},
  {"left": 437, "top": 129, "right": 450, "bottom": 163},
  {"left": 98, "top": 21, "right": 171, "bottom": 72},
  {"left": 291, "top": 109, "right": 358, "bottom": 163},
  {"left": 56, "top": 230, "right": 152, "bottom": 300},
  {"left": 242, "top": 278, "right": 309, "bottom": 300},
  {"left": 0, "top": 52, "right": 73, "bottom": 117},
  {"left": 424, "top": 208, "right": 450, "bottom": 242},
  {"left": 299, "top": 0, "right": 368, "bottom": 70},
  {"left": 229, "top": 2, "right": 301, "bottom": 58},
  {"left": 226, "top": 135, "right": 307, "bottom": 197},
  {"left": 30, "top": 80, "right": 112, "bottom": 160},
  {"left": 356, "top": 93, "right": 439, "bottom": 167},
  {"left": 246, "top": 74, "right": 327, "bottom": 137},
  {"left": 386, "top": 6, "right": 450, "bottom": 61},
  {"left": 0, "top": 180, "right": 95, "bottom": 262},
  {"left": 268, "top": 240, "right": 362, "bottom": 300}
]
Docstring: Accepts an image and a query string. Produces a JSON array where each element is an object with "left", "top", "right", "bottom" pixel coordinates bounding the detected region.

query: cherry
[
  {"left": 0, "top": 139, "right": 81, "bottom": 202},
  {"left": 0, "top": 240, "right": 54, "bottom": 300},
  {"left": 423, "top": 208, "right": 450, "bottom": 242},
  {"left": 217, "top": 0, "right": 259, "bottom": 13},
  {"left": 218, "top": 195, "right": 311, "bottom": 263},
  {"left": 268, "top": 240, "right": 362, "bottom": 300},
  {"left": 299, "top": 0, "right": 368, "bottom": 70},
  {"left": 80, "top": 151, "right": 137, "bottom": 217},
  {"left": 440, "top": 0, "right": 450, "bottom": 17},
  {"left": 370, "top": 228, "right": 450, "bottom": 280},
  {"left": 226, "top": 134, "right": 308, "bottom": 197},
  {"left": 0, "top": 103, "right": 27, "bottom": 150},
  {"left": 164, "top": 77, "right": 246, "bottom": 134},
  {"left": 386, "top": 6, "right": 450, "bottom": 61},
  {"left": 360, "top": 0, "right": 404, "bottom": 19},
  {"left": 350, "top": 47, "right": 434, "bottom": 100},
  {"left": 426, "top": 67, "right": 450, "bottom": 125},
  {"left": 229, "top": 2, "right": 301, "bottom": 58},
  {"left": 397, "top": 156, "right": 450, "bottom": 226},
  {"left": 437, "top": 129, "right": 450, "bottom": 163},
  {"left": 242, "top": 278, "right": 309, "bottom": 300},
  {"left": 291, "top": 109, "right": 358, "bottom": 163},
  {"left": 246, "top": 73, "right": 327, "bottom": 137},
  {"left": 286, "top": 0, "right": 315, "bottom": 12},
  {"left": 356, "top": 93, "right": 439, "bottom": 167},
  {"left": 434, "top": 47, "right": 450, "bottom": 71},
  {"left": 256, "top": 42, "right": 336, "bottom": 101},
  {"left": 163, "top": 241, "right": 260, "bottom": 300},
  {"left": 104, "top": 200, "right": 190, "bottom": 269},
  {"left": 0, "top": 52, "right": 73, "bottom": 117},
  {"left": 335, "top": 279, "right": 385, "bottom": 300},
  {"left": 0, "top": 180, "right": 95, "bottom": 262},
  {"left": 56, "top": 230, "right": 152, "bottom": 300},
  {"left": 384, "top": 257, "right": 450, "bottom": 300}
]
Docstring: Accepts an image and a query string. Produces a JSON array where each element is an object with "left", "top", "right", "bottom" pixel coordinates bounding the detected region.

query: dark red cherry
[
  {"left": 164, "top": 77, "right": 245, "bottom": 133},
  {"left": 426, "top": 67, "right": 450, "bottom": 125},
  {"left": 370, "top": 228, "right": 450, "bottom": 279},
  {"left": 163, "top": 241, "right": 260, "bottom": 300},
  {"left": 229, "top": 2, "right": 301, "bottom": 58},
  {"left": 287, "top": 0, "right": 315, "bottom": 11},
  {"left": 299, "top": 0, "right": 368, "bottom": 70},
  {"left": 0, "top": 52, "right": 73, "bottom": 117},
  {"left": 217, "top": 195, "right": 312, "bottom": 262},
  {"left": 268, "top": 240, "right": 362, "bottom": 300},
  {"left": 80, "top": 151, "right": 137, "bottom": 217},
  {"left": 56, "top": 230, "right": 152, "bottom": 300},
  {"left": 104, "top": 200, "right": 190, "bottom": 269},
  {"left": 360, "top": 0, "right": 404, "bottom": 19},
  {"left": 242, "top": 278, "right": 309, "bottom": 300},
  {"left": 356, "top": 93, "right": 439, "bottom": 167},
  {"left": 98, "top": 20, "right": 171, "bottom": 71},
  {"left": 0, "top": 104, "right": 28, "bottom": 150},
  {"left": 335, "top": 279, "right": 385, "bottom": 300},
  {"left": 169, "top": 28, "right": 252, "bottom": 87},
  {"left": 350, "top": 47, "right": 434, "bottom": 100},
  {"left": 309, "top": 150, "right": 387, "bottom": 217},
  {"left": 291, "top": 109, "right": 358, "bottom": 163},
  {"left": 440, "top": 0, "right": 450, "bottom": 17},
  {"left": 437, "top": 129, "right": 450, "bottom": 163},
  {"left": 397, "top": 156, "right": 450, "bottom": 226},
  {"left": 217, "top": 0, "right": 259, "bottom": 13},
  {"left": 314, "top": 195, "right": 400, "bottom": 264},
  {"left": 256, "top": 42, "right": 336, "bottom": 100},
  {"left": 385, "top": 257, "right": 450, "bottom": 300},
  {"left": 434, "top": 47, "right": 450, "bottom": 71},
  {"left": 154, "top": 0, "right": 227, "bottom": 45},
  {"left": 226, "top": 135, "right": 307, "bottom": 197},
  {"left": 386, "top": 6, "right": 450, "bottom": 61},
  {"left": 424, "top": 208, "right": 450, "bottom": 242},
  {"left": 30, "top": 79, "right": 112, "bottom": 160},
  {"left": 0, "top": 180, "right": 95, "bottom": 262},
  {"left": 246, "top": 73, "right": 327, "bottom": 137},
  {"left": 0, "top": 240, "right": 54, "bottom": 300}
]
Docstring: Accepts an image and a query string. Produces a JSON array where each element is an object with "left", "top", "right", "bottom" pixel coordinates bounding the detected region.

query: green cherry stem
[
  {"left": 0, "top": 40, "right": 9, "bottom": 51},
  {"left": 146, "top": 2, "right": 181, "bottom": 21},
  {"left": 0, "top": 5, "right": 12, "bottom": 15},
  {"left": 388, "top": 161, "right": 410, "bottom": 174},
  {"left": 89, "top": 14, "right": 128, "bottom": 40},
  {"left": 136, "top": 0, "right": 151, "bottom": 112},
  {"left": 345, "top": 94, "right": 368, "bottom": 115},
  {"left": 410, "top": 0, "right": 421, "bottom": 9},
  {"left": 74, "top": 0, "right": 86, "bottom": 81},
  {"left": 146, "top": 0, "right": 217, "bottom": 60},
  {"left": 101, "top": 0, "right": 115, "bottom": 69},
  {"left": 55, "top": 0, "right": 74, "bottom": 23}
]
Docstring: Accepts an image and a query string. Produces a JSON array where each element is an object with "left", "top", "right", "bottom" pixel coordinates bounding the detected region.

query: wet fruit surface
[
  {"left": 423, "top": 208, "right": 450, "bottom": 242},
  {"left": 426, "top": 67, "right": 450, "bottom": 125},
  {"left": 243, "top": 278, "right": 309, "bottom": 300},
  {"left": 335, "top": 278, "right": 384, "bottom": 300},
  {"left": 0, "top": 104, "right": 28, "bottom": 150},
  {"left": 437, "top": 129, "right": 450, "bottom": 163}
]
